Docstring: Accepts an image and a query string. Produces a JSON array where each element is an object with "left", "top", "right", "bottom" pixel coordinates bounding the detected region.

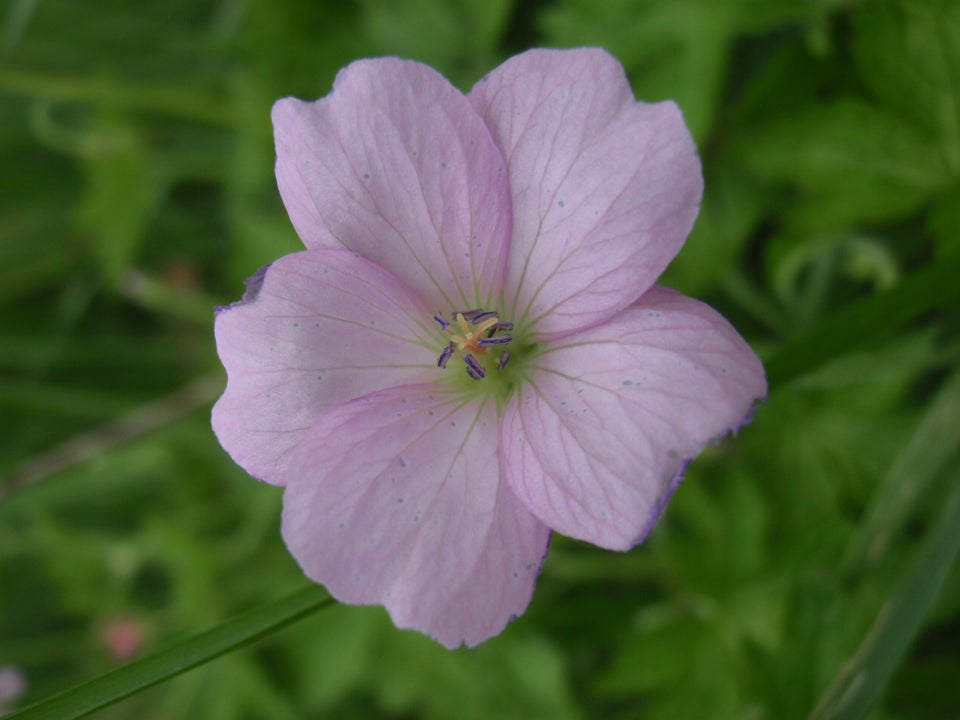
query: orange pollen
[
  {"left": 435, "top": 309, "right": 513, "bottom": 379},
  {"left": 449, "top": 312, "right": 499, "bottom": 356}
]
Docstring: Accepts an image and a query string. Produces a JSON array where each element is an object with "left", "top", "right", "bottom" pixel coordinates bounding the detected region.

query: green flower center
[{"left": 434, "top": 308, "right": 536, "bottom": 407}]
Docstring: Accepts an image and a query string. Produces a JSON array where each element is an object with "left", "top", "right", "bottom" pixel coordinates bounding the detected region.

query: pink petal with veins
[
  {"left": 501, "top": 286, "right": 766, "bottom": 550},
  {"left": 274, "top": 58, "right": 512, "bottom": 311},
  {"left": 470, "top": 48, "right": 702, "bottom": 337},
  {"left": 281, "top": 385, "right": 551, "bottom": 648},
  {"left": 213, "top": 247, "right": 435, "bottom": 485}
]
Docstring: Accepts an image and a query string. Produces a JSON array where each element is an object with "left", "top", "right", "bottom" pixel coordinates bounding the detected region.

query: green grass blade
[
  {"left": 808, "top": 469, "right": 960, "bottom": 720},
  {"left": 7, "top": 586, "right": 333, "bottom": 720},
  {"left": 764, "top": 254, "right": 960, "bottom": 387},
  {"left": 842, "top": 369, "right": 960, "bottom": 576}
]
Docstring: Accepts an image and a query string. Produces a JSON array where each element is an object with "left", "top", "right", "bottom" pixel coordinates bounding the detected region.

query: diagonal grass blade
[
  {"left": 808, "top": 469, "right": 960, "bottom": 720},
  {"left": 7, "top": 586, "right": 333, "bottom": 720}
]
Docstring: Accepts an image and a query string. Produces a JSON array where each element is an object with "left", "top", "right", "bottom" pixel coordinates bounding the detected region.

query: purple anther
[
  {"left": 437, "top": 344, "right": 453, "bottom": 368},
  {"left": 491, "top": 321, "right": 513, "bottom": 333},
  {"left": 433, "top": 313, "right": 448, "bottom": 330},
  {"left": 457, "top": 309, "right": 485, "bottom": 321},
  {"left": 478, "top": 334, "right": 512, "bottom": 347},
  {"left": 471, "top": 311, "right": 498, "bottom": 324},
  {"left": 498, "top": 351, "right": 510, "bottom": 370},
  {"left": 464, "top": 354, "right": 485, "bottom": 380}
]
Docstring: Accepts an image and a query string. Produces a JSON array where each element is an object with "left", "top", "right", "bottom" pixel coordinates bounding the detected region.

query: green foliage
[{"left": 1, "top": 0, "right": 959, "bottom": 718}]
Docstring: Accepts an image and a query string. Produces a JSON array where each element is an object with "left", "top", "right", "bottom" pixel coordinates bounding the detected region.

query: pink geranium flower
[{"left": 212, "top": 48, "right": 766, "bottom": 648}]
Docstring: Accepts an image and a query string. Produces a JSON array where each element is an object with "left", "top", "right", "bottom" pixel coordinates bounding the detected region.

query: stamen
[
  {"left": 478, "top": 334, "right": 512, "bottom": 347},
  {"left": 457, "top": 309, "right": 485, "bottom": 322},
  {"left": 435, "top": 306, "right": 513, "bottom": 380},
  {"left": 464, "top": 354, "right": 485, "bottom": 380},
  {"left": 470, "top": 310, "right": 498, "bottom": 325},
  {"left": 437, "top": 343, "right": 453, "bottom": 368}
]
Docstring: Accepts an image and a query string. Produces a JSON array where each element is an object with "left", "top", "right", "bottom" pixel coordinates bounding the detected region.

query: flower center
[{"left": 434, "top": 309, "right": 513, "bottom": 380}]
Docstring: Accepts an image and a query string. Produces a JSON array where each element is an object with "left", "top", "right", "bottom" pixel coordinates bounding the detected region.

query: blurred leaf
[
  {"left": 598, "top": 616, "right": 742, "bottom": 720},
  {"left": 6, "top": 586, "right": 332, "bottom": 720},
  {"left": 541, "top": 0, "right": 737, "bottom": 139},
  {"left": 791, "top": 328, "right": 940, "bottom": 393},
  {"left": 735, "top": 0, "right": 861, "bottom": 33},
  {"left": 852, "top": 0, "right": 960, "bottom": 173},
  {"left": 118, "top": 269, "right": 215, "bottom": 326},
  {"left": 286, "top": 604, "right": 379, "bottom": 713},
  {"left": 808, "top": 469, "right": 960, "bottom": 720},
  {"left": 752, "top": 581, "right": 858, "bottom": 719},
  {"left": 360, "top": 0, "right": 515, "bottom": 85},
  {"left": 477, "top": 634, "right": 581, "bottom": 720},
  {"left": 595, "top": 616, "right": 709, "bottom": 696},
  {"left": 0, "top": 67, "right": 231, "bottom": 126},
  {"left": 928, "top": 182, "right": 960, "bottom": 257},
  {"left": 543, "top": 0, "right": 858, "bottom": 141},
  {"left": 235, "top": 0, "right": 366, "bottom": 101},
  {"left": 764, "top": 253, "right": 960, "bottom": 386},
  {"left": 152, "top": 654, "right": 298, "bottom": 720},
  {"left": 842, "top": 369, "right": 960, "bottom": 575},
  {"left": 2, "top": 0, "right": 228, "bottom": 90},
  {"left": 74, "top": 114, "right": 159, "bottom": 286},
  {"left": 0, "top": 145, "right": 80, "bottom": 306},
  {"left": 740, "top": 98, "right": 949, "bottom": 231},
  {"left": 761, "top": 232, "right": 903, "bottom": 333},
  {"left": 663, "top": 152, "right": 769, "bottom": 295}
]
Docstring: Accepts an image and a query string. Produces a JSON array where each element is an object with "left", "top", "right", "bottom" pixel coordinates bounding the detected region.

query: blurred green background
[{"left": 2, "top": 0, "right": 959, "bottom": 718}]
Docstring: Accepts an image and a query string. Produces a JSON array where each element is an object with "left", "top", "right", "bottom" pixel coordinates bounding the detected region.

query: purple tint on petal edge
[
  {"left": 215, "top": 263, "right": 272, "bottom": 314},
  {"left": 638, "top": 457, "right": 690, "bottom": 546},
  {"left": 735, "top": 397, "right": 765, "bottom": 433},
  {"left": 242, "top": 264, "right": 271, "bottom": 303},
  {"left": 636, "top": 399, "right": 763, "bottom": 547}
]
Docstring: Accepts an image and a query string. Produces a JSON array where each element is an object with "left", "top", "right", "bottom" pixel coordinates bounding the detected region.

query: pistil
[{"left": 434, "top": 308, "right": 513, "bottom": 380}]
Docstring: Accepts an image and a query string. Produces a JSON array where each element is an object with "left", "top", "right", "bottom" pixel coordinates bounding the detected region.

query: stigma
[{"left": 435, "top": 309, "right": 513, "bottom": 380}]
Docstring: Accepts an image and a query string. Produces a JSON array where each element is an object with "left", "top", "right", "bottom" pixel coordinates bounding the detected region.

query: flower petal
[
  {"left": 273, "top": 58, "right": 512, "bottom": 312},
  {"left": 281, "top": 385, "right": 551, "bottom": 648},
  {"left": 469, "top": 48, "right": 703, "bottom": 337},
  {"left": 501, "top": 286, "right": 766, "bottom": 550},
  {"left": 212, "top": 247, "right": 437, "bottom": 485}
]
